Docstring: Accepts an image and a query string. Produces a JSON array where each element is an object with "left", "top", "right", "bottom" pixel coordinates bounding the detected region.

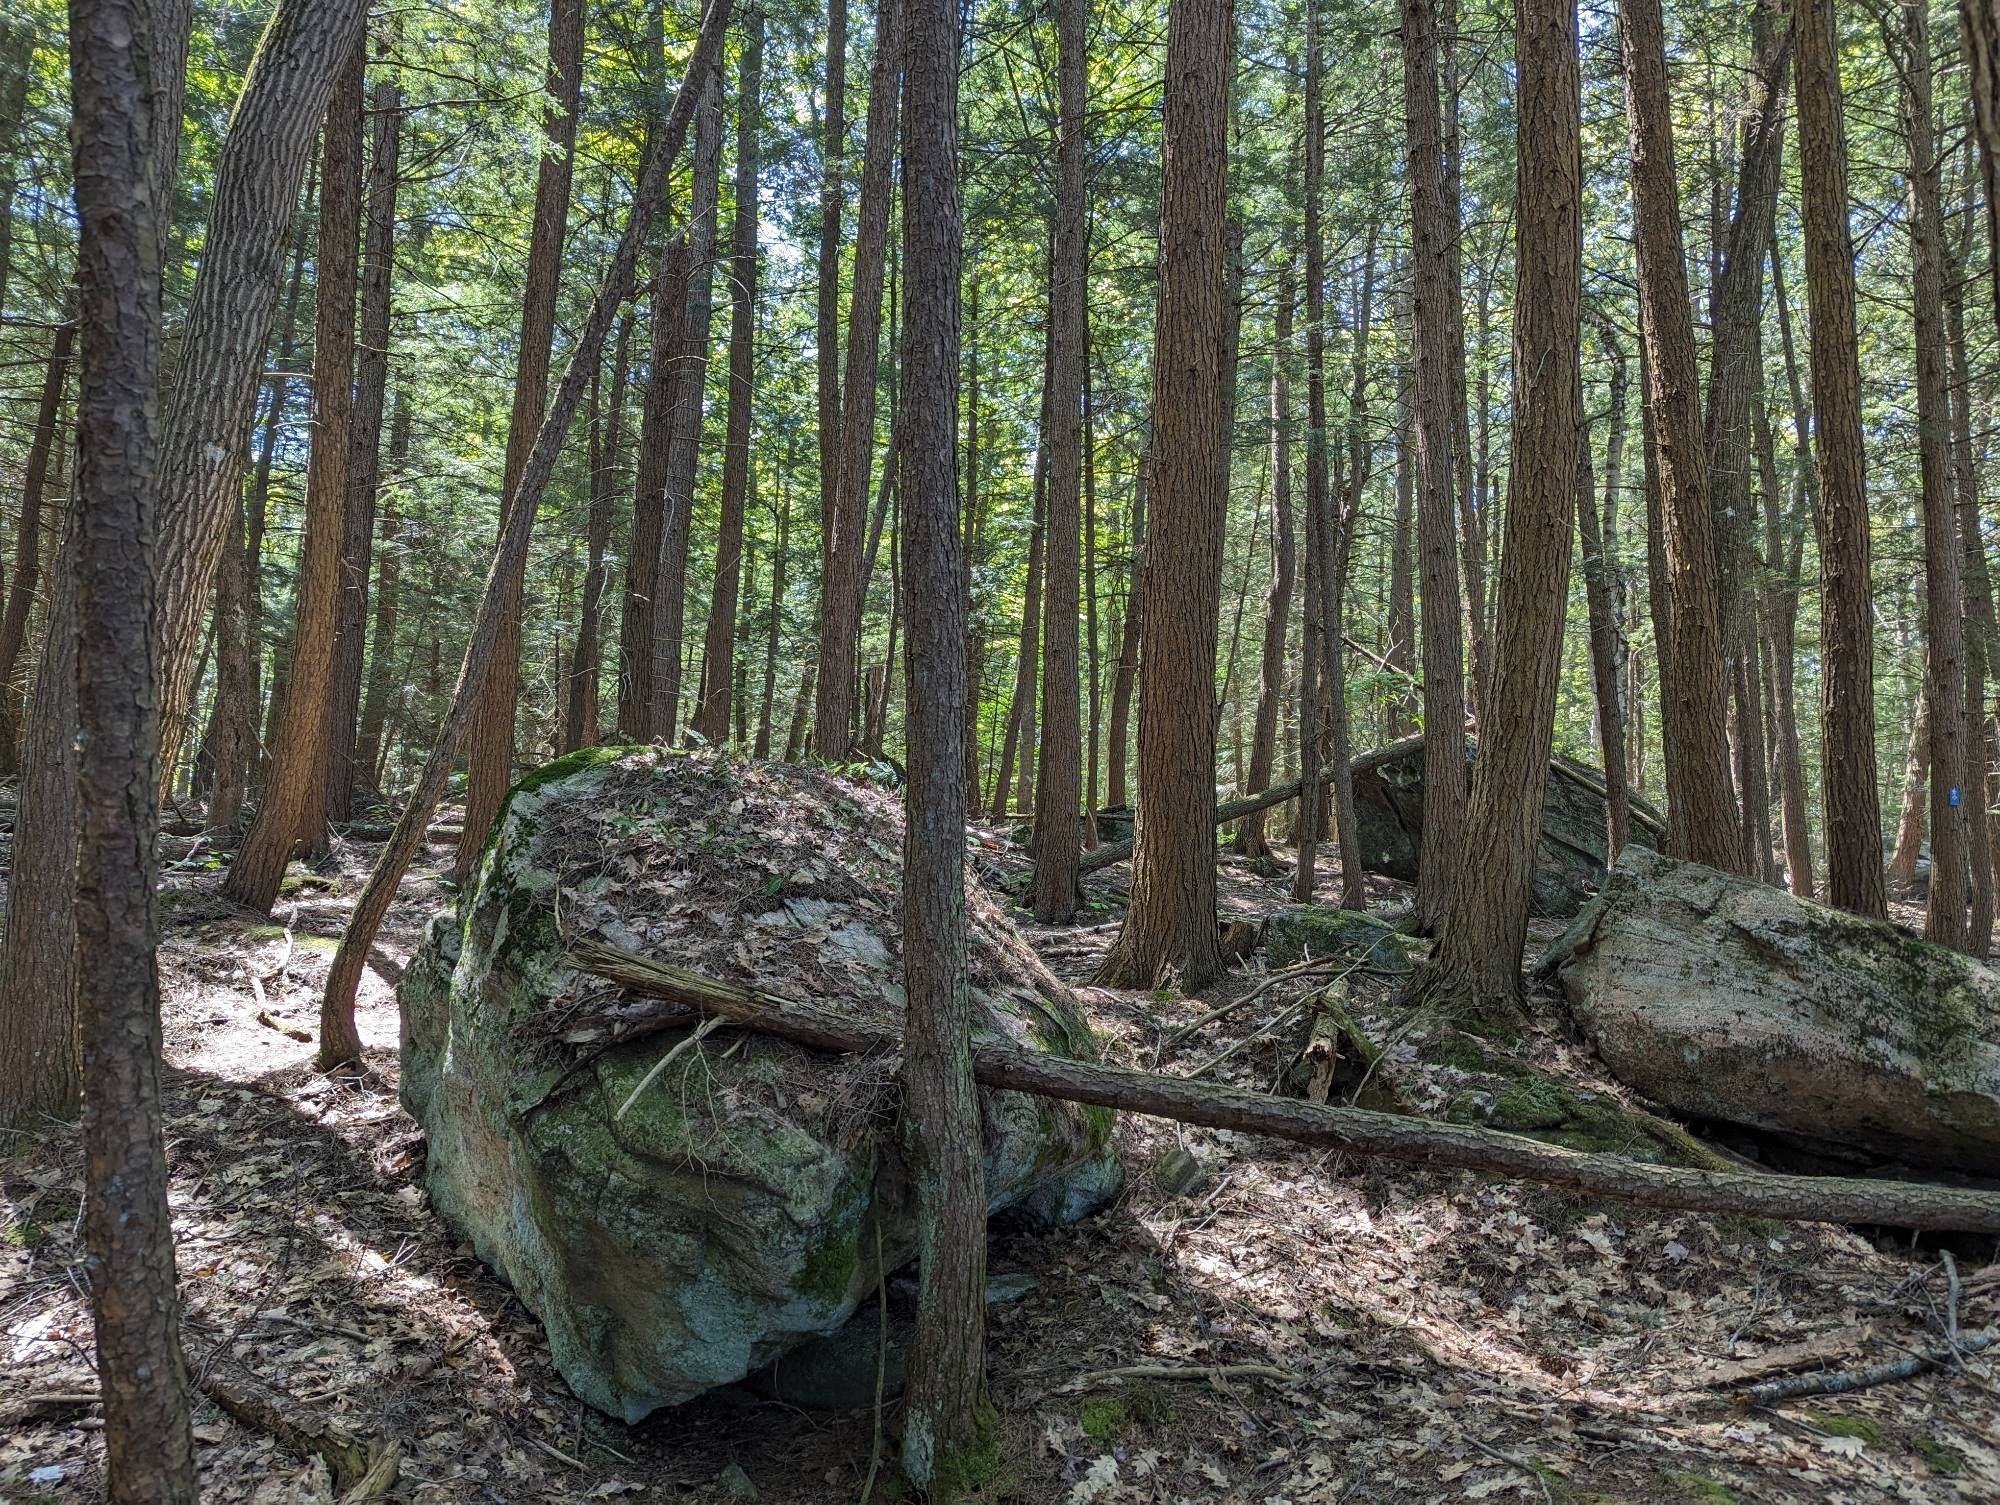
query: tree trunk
[
  {"left": 1415, "top": 0, "right": 1580, "bottom": 1020},
  {"left": 1402, "top": 0, "right": 1470, "bottom": 933},
  {"left": 1095, "top": 0, "right": 1231, "bottom": 991},
  {"left": 1104, "top": 446, "right": 1146, "bottom": 810},
  {"left": 692, "top": 14, "right": 764, "bottom": 744},
  {"left": 566, "top": 312, "right": 631, "bottom": 753},
  {"left": 896, "top": 0, "right": 987, "bottom": 1478},
  {"left": 458, "top": 0, "right": 585, "bottom": 873},
  {"left": 1384, "top": 282, "right": 1416, "bottom": 741},
  {"left": 227, "top": 40, "right": 367, "bottom": 911},
  {"left": 355, "top": 392, "right": 412, "bottom": 785},
  {"left": 619, "top": 236, "right": 689, "bottom": 739},
  {"left": 0, "top": 0, "right": 361, "bottom": 1122},
  {"left": 994, "top": 357, "right": 1050, "bottom": 817},
  {"left": 816, "top": 0, "right": 847, "bottom": 607},
  {"left": 1237, "top": 262, "right": 1295, "bottom": 859},
  {"left": 1294, "top": 0, "right": 1329, "bottom": 904},
  {"left": 1901, "top": 3, "right": 1974, "bottom": 950},
  {"left": 755, "top": 449, "right": 791, "bottom": 759},
  {"left": 784, "top": 659, "right": 815, "bottom": 761},
  {"left": 961, "top": 280, "right": 987, "bottom": 811},
  {"left": 68, "top": 0, "right": 201, "bottom": 1490},
  {"left": 648, "top": 65, "right": 725, "bottom": 746},
  {"left": 1619, "top": 0, "right": 1744, "bottom": 876},
  {"left": 1324, "top": 237, "right": 1377, "bottom": 911},
  {"left": 813, "top": 0, "right": 903, "bottom": 760},
  {"left": 0, "top": 321, "right": 72, "bottom": 773},
  {"left": 1578, "top": 315, "right": 1631, "bottom": 862},
  {"left": 314, "top": 0, "right": 736, "bottom": 1066},
  {"left": 327, "top": 61, "right": 401, "bottom": 823},
  {"left": 1766, "top": 215, "right": 1818, "bottom": 898},
  {"left": 1031, "top": 0, "right": 1089, "bottom": 923},
  {"left": 1794, "top": 0, "right": 1885, "bottom": 918},
  {"left": 1888, "top": 694, "right": 1931, "bottom": 887}
]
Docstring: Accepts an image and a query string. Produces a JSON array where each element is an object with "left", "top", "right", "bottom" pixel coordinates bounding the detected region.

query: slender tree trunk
[
  {"left": 458, "top": 0, "right": 585, "bottom": 873},
  {"left": 1095, "top": 0, "right": 1231, "bottom": 991},
  {"left": 816, "top": 0, "right": 847, "bottom": 593},
  {"left": 0, "top": 321, "right": 73, "bottom": 772},
  {"left": 961, "top": 280, "right": 987, "bottom": 810},
  {"left": 0, "top": 20, "right": 30, "bottom": 323},
  {"left": 1888, "top": 695, "right": 1931, "bottom": 886},
  {"left": 1755, "top": 343, "right": 1813, "bottom": 897},
  {"left": 1415, "top": 0, "right": 1580, "bottom": 1020},
  {"left": 1402, "top": 0, "right": 1469, "bottom": 932},
  {"left": 1385, "top": 280, "right": 1416, "bottom": 741},
  {"left": 566, "top": 312, "right": 631, "bottom": 752},
  {"left": 1324, "top": 238, "right": 1377, "bottom": 910},
  {"left": 814, "top": 0, "right": 903, "bottom": 759},
  {"left": 620, "top": 237, "right": 689, "bottom": 738},
  {"left": 784, "top": 659, "right": 815, "bottom": 760},
  {"left": 1032, "top": 0, "right": 1089, "bottom": 922},
  {"left": 1294, "top": 0, "right": 1329, "bottom": 903},
  {"left": 315, "top": 0, "right": 736, "bottom": 1064},
  {"left": 1619, "top": 0, "right": 1745, "bottom": 875},
  {"left": 693, "top": 14, "right": 764, "bottom": 743},
  {"left": 1082, "top": 350, "right": 1102, "bottom": 841},
  {"left": 1578, "top": 314, "right": 1631, "bottom": 860},
  {"left": 1443, "top": 0, "right": 1487, "bottom": 727},
  {"left": 355, "top": 391, "right": 411, "bottom": 783},
  {"left": 1900, "top": 2, "right": 1974, "bottom": 948},
  {"left": 68, "top": 0, "right": 200, "bottom": 1492},
  {"left": 1238, "top": 262, "right": 1295, "bottom": 858},
  {"left": 1795, "top": 0, "right": 1885, "bottom": 917},
  {"left": 328, "top": 60, "right": 401, "bottom": 822},
  {"left": 755, "top": 449, "right": 792, "bottom": 758},
  {"left": 1105, "top": 444, "right": 1146, "bottom": 810},
  {"left": 995, "top": 358, "right": 1051, "bottom": 816},
  {"left": 225, "top": 39, "right": 368, "bottom": 911},
  {"left": 897, "top": 0, "right": 987, "bottom": 1477},
  {"left": 650, "top": 64, "right": 725, "bottom": 744}
]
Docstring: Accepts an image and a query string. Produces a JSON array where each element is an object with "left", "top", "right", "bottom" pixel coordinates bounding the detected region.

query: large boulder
[
  {"left": 400, "top": 746, "right": 1120, "bottom": 1421},
  {"left": 1539, "top": 847, "right": 2000, "bottom": 1173},
  {"left": 1351, "top": 739, "right": 1665, "bottom": 916}
]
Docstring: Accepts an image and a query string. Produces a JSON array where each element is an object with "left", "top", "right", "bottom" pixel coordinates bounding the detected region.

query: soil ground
[{"left": 3, "top": 807, "right": 1997, "bottom": 1503}]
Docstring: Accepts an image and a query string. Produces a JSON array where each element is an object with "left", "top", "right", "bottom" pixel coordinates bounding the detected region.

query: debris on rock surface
[{"left": 399, "top": 746, "right": 1121, "bottom": 1421}]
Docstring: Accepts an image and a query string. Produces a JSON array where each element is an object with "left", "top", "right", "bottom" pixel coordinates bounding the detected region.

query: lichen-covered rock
[
  {"left": 1351, "top": 740, "right": 1665, "bottom": 916},
  {"left": 1540, "top": 847, "right": 2000, "bottom": 1172},
  {"left": 1264, "top": 906, "right": 1415, "bottom": 971},
  {"left": 400, "top": 747, "right": 1120, "bottom": 1421}
]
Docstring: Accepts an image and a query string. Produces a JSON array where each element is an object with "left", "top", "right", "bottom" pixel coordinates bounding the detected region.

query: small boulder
[
  {"left": 400, "top": 747, "right": 1120, "bottom": 1421},
  {"left": 1540, "top": 846, "right": 2000, "bottom": 1173},
  {"left": 1264, "top": 906, "right": 1415, "bottom": 971}
]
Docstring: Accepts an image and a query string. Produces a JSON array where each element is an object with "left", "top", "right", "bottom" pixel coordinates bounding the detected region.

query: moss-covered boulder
[
  {"left": 1540, "top": 847, "right": 2000, "bottom": 1172},
  {"left": 1351, "top": 739, "right": 1666, "bottom": 916},
  {"left": 400, "top": 747, "right": 1120, "bottom": 1422},
  {"left": 1265, "top": 906, "right": 1416, "bottom": 971}
]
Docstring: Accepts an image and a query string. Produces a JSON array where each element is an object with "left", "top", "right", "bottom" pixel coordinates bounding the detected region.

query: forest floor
[{"left": 3, "top": 810, "right": 1998, "bottom": 1504}]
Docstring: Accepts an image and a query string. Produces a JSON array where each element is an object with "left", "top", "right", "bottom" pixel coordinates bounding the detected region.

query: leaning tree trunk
[{"left": 0, "top": 320, "right": 72, "bottom": 774}]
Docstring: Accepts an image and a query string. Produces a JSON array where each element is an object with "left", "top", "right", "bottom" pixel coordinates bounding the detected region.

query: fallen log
[
  {"left": 200, "top": 1370, "right": 399, "bottom": 1500},
  {"left": 570, "top": 940, "right": 2000, "bottom": 1233}
]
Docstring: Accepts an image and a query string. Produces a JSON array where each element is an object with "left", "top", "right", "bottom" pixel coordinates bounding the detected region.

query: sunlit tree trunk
[{"left": 1237, "top": 260, "right": 1295, "bottom": 858}]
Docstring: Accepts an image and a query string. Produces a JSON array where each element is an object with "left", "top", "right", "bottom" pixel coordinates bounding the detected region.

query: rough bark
[
  {"left": 225, "top": 40, "right": 367, "bottom": 913},
  {"left": 1619, "top": 0, "right": 1745, "bottom": 875},
  {"left": 1414, "top": 0, "right": 1580, "bottom": 1019},
  {"left": 1902, "top": 2, "right": 1974, "bottom": 950},
  {"left": 67, "top": 0, "right": 201, "bottom": 1491},
  {"left": 1095, "top": 0, "right": 1231, "bottom": 991},
  {"left": 1032, "top": 0, "right": 1089, "bottom": 923},
  {"left": 328, "top": 61, "right": 401, "bottom": 822},
  {"left": 566, "top": 312, "right": 631, "bottom": 752},
  {"left": 1794, "top": 0, "right": 1885, "bottom": 917},
  {"left": 315, "top": 0, "right": 736, "bottom": 1067},
  {"left": 896, "top": 0, "right": 987, "bottom": 1477},
  {"left": 692, "top": 15, "right": 764, "bottom": 744},
  {"left": 1294, "top": 0, "right": 1330, "bottom": 904},
  {"left": 0, "top": 321, "right": 72, "bottom": 773},
  {"left": 458, "top": 0, "right": 585, "bottom": 873},
  {"left": 813, "top": 0, "right": 903, "bottom": 760},
  {"left": 1402, "top": 0, "right": 1469, "bottom": 933},
  {"left": 1753, "top": 309, "right": 1814, "bottom": 899},
  {"left": 1236, "top": 263, "right": 1295, "bottom": 859},
  {"left": 1577, "top": 317, "right": 1631, "bottom": 861},
  {"left": 576, "top": 941, "right": 2000, "bottom": 1234}
]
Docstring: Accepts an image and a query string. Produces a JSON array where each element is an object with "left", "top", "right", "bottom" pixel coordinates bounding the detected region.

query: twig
[
  {"left": 1183, "top": 1001, "right": 1306, "bottom": 1081},
  {"left": 614, "top": 1015, "right": 722, "bottom": 1121},
  {"left": 857, "top": 1218, "right": 888, "bottom": 1505},
  {"left": 1463, "top": 1433, "right": 1553, "bottom": 1505},
  {"left": 1059, "top": 1362, "right": 1290, "bottom": 1391},
  {"left": 528, "top": 1436, "right": 586, "bottom": 1471},
  {"left": 1943, "top": 1250, "right": 1963, "bottom": 1361},
  {"left": 1740, "top": 1327, "right": 1998, "bottom": 1404}
]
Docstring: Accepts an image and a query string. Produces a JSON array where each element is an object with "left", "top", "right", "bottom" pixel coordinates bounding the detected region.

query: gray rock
[
  {"left": 401, "top": 747, "right": 1121, "bottom": 1422},
  {"left": 716, "top": 1463, "right": 759, "bottom": 1502},
  {"left": 1264, "top": 907, "right": 1414, "bottom": 971},
  {"left": 1542, "top": 846, "right": 2000, "bottom": 1172},
  {"left": 1151, "top": 1147, "right": 1207, "bottom": 1196}
]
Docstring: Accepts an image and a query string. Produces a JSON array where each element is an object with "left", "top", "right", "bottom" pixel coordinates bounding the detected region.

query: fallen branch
[
  {"left": 201, "top": 1370, "right": 400, "bottom": 1500},
  {"left": 569, "top": 942, "right": 2000, "bottom": 1233},
  {"left": 1739, "top": 1328, "right": 1997, "bottom": 1405},
  {"left": 1059, "top": 1362, "right": 1290, "bottom": 1392}
]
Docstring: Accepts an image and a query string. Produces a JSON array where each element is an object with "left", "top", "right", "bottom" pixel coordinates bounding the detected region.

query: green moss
[
  {"left": 509, "top": 741, "right": 646, "bottom": 800},
  {"left": 1084, "top": 1104, "right": 1115, "bottom": 1152},
  {"left": 1490, "top": 1078, "right": 1570, "bottom": 1132},
  {"left": 1914, "top": 1438, "right": 1962, "bottom": 1475},
  {"left": 1807, "top": 1412, "right": 1886, "bottom": 1447},
  {"left": 798, "top": 1221, "right": 860, "bottom": 1306},
  {"left": 4, "top": 1219, "right": 42, "bottom": 1246},
  {"left": 279, "top": 872, "right": 337, "bottom": 895},
  {"left": 1432, "top": 1033, "right": 1500, "bottom": 1073},
  {"left": 1077, "top": 1395, "right": 1128, "bottom": 1444},
  {"left": 928, "top": 1401, "right": 1014, "bottom": 1502},
  {"left": 1663, "top": 1471, "right": 1738, "bottom": 1504}
]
